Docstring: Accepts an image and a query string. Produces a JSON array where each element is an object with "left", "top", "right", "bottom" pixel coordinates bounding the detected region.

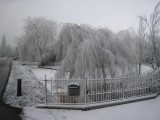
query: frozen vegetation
[
  {"left": 55, "top": 24, "right": 138, "bottom": 79},
  {"left": 1, "top": 1, "right": 160, "bottom": 120},
  {"left": 0, "top": 1, "right": 159, "bottom": 80},
  {"left": 17, "top": 1, "right": 160, "bottom": 80}
]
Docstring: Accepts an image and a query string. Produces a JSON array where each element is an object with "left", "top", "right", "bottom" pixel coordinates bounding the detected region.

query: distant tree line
[
  {"left": 17, "top": 1, "right": 160, "bottom": 78},
  {"left": 0, "top": 35, "right": 16, "bottom": 58}
]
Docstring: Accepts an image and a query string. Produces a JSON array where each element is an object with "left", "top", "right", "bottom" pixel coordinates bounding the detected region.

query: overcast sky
[{"left": 0, "top": 0, "right": 159, "bottom": 46}]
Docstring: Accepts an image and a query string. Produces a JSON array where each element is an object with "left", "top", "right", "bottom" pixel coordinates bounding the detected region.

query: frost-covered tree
[
  {"left": 115, "top": 28, "right": 138, "bottom": 76},
  {"left": 0, "top": 35, "right": 7, "bottom": 57},
  {"left": 55, "top": 24, "right": 115, "bottom": 79},
  {"left": 137, "top": 17, "right": 146, "bottom": 74},
  {"left": 0, "top": 35, "right": 16, "bottom": 58},
  {"left": 55, "top": 24, "right": 138, "bottom": 79},
  {"left": 18, "top": 17, "right": 58, "bottom": 62},
  {"left": 139, "top": 1, "right": 160, "bottom": 68},
  {"left": 142, "top": 38, "right": 155, "bottom": 68}
]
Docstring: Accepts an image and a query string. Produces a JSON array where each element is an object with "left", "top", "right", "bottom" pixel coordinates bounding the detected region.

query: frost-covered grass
[
  {"left": 3, "top": 61, "right": 46, "bottom": 107},
  {"left": 22, "top": 96, "right": 160, "bottom": 120}
]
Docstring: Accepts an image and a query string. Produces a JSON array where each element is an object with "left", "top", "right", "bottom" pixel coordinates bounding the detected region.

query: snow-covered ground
[
  {"left": 0, "top": 57, "right": 7, "bottom": 60},
  {"left": 4, "top": 60, "right": 159, "bottom": 120},
  {"left": 3, "top": 61, "right": 46, "bottom": 107},
  {"left": 30, "top": 66, "right": 57, "bottom": 93},
  {"left": 22, "top": 96, "right": 160, "bottom": 120},
  {"left": 3, "top": 61, "right": 153, "bottom": 108},
  {"left": 3, "top": 61, "right": 57, "bottom": 108},
  {"left": 30, "top": 66, "right": 56, "bottom": 81},
  {"left": 141, "top": 65, "right": 153, "bottom": 75}
]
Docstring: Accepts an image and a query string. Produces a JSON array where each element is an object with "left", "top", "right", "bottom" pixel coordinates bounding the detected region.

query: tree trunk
[
  {"left": 69, "top": 69, "right": 75, "bottom": 79},
  {"left": 101, "top": 64, "right": 106, "bottom": 79},
  {"left": 138, "top": 44, "right": 142, "bottom": 74}
]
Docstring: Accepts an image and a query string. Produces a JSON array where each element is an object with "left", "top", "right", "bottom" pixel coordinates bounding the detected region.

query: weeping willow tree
[{"left": 55, "top": 23, "right": 138, "bottom": 79}]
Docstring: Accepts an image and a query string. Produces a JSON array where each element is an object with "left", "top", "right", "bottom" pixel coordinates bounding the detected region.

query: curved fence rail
[{"left": 43, "top": 69, "right": 160, "bottom": 105}]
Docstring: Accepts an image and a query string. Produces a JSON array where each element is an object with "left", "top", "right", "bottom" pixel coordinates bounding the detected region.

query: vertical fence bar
[
  {"left": 45, "top": 69, "right": 160, "bottom": 105},
  {"left": 51, "top": 78, "right": 52, "bottom": 94},
  {"left": 91, "top": 80, "right": 93, "bottom": 103},
  {"left": 110, "top": 80, "right": 111, "bottom": 101},
  {"left": 135, "top": 78, "right": 137, "bottom": 96},
  {"left": 151, "top": 75, "right": 153, "bottom": 94},
  {"left": 85, "top": 78, "right": 87, "bottom": 104},
  {"left": 122, "top": 79, "right": 124, "bottom": 99},
  {"left": 100, "top": 81, "right": 103, "bottom": 101},
  {"left": 45, "top": 74, "right": 47, "bottom": 104}
]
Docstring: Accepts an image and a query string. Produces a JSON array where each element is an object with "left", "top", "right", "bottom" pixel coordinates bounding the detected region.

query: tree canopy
[{"left": 55, "top": 24, "right": 138, "bottom": 79}]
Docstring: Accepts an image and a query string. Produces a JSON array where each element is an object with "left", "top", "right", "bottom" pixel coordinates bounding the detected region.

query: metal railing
[{"left": 44, "top": 69, "right": 160, "bottom": 105}]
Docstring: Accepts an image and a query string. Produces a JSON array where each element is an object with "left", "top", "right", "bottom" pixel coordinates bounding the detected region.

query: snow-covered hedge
[{"left": 3, "top": 61, "right": 46, "bottom": 107}]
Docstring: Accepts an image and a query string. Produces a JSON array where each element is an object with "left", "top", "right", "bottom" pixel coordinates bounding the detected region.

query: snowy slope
[
  {"left": 3, "top": 61, "right": 46, "bottom": 107},
  {"left": 22, "top": 96, "right": 160, "bottom": 120}
]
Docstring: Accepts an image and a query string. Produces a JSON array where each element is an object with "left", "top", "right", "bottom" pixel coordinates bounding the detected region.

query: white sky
[{"left": 0, "top": 0, "right": 159, "bottom": 46}]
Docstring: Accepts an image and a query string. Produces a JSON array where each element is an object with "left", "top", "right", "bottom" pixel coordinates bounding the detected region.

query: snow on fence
[{"left": 43, "top": 69, "right": 160, "bottom": 105}]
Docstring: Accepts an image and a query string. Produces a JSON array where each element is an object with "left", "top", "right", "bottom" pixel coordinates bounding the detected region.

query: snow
[
  {"left": 22, "top": 96, "right": 160, "bottom": 120},
  {"left": 141, "top": 65, "right": 153, "bottom": 75},
  {"left": 30, "top": 66, "right": 56, "bottom": 81},
  {"left": 3, "top": 60, "right": 57, "bottom": 107},
  {"left": 0, "top": 57, "right": 7, "bottom": 60},
  {"left": 30, "top": 66, "right": 57, "bottom": 92},
  {"left": 3, "top": 60, "right": 160, "bottom": 120},
  {"left": 3, "top": 61, "right": 46, "bottom": 107}
]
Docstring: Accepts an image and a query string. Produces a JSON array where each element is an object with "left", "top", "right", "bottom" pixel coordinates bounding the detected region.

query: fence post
[
  {"left": 45, "top": 75, "right": 48, "bottom": 104},
  {"left": 151, "top": 75, "right": 154, "bottom": 93},
  {"left": 51, "top": 78, "right": 52, "bottom": 94},
  {"left": 122, "top": 79, "right": 124, "bottom": 99},
  {"left": 85, "top": 78, "right": 87, "bottom": 104},
  {"left": 17, "top": 79, "right": 22, "bottom": 96}
]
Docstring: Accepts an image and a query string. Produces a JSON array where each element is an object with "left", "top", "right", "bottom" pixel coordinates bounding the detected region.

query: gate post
[{"left": 17, "top": 79, "right": 22, "bottom": 96}]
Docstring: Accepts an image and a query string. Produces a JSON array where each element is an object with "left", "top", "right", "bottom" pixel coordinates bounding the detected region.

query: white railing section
[{"left": 44, "top": 69, "right": 160, "bottom": 105}]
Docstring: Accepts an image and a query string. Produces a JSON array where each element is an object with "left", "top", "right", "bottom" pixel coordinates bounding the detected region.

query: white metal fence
[{"left": 44, "top": 69, "right": 160, "bottom": 105}]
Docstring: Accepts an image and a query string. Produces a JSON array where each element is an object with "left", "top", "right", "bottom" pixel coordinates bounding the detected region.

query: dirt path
[{"left": 0, "top": 59, "right": 22, "bottom": 120}]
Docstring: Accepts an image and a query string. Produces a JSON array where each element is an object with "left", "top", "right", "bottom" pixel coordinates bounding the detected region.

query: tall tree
[
  {"left": 55, "top": 24, "right": 138, "bottom": 79},
  {"left": 139, "top": 1, "right": 160, "bottom": 68},
  {"left": 0, "top": 35, "right": 7, "bottom": 57},
  {"left": 137, "top": 16, "right": 146, "bottom": 74},
  {"left": 18, "top": 17, "right": 58, "bottom": 62}
]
